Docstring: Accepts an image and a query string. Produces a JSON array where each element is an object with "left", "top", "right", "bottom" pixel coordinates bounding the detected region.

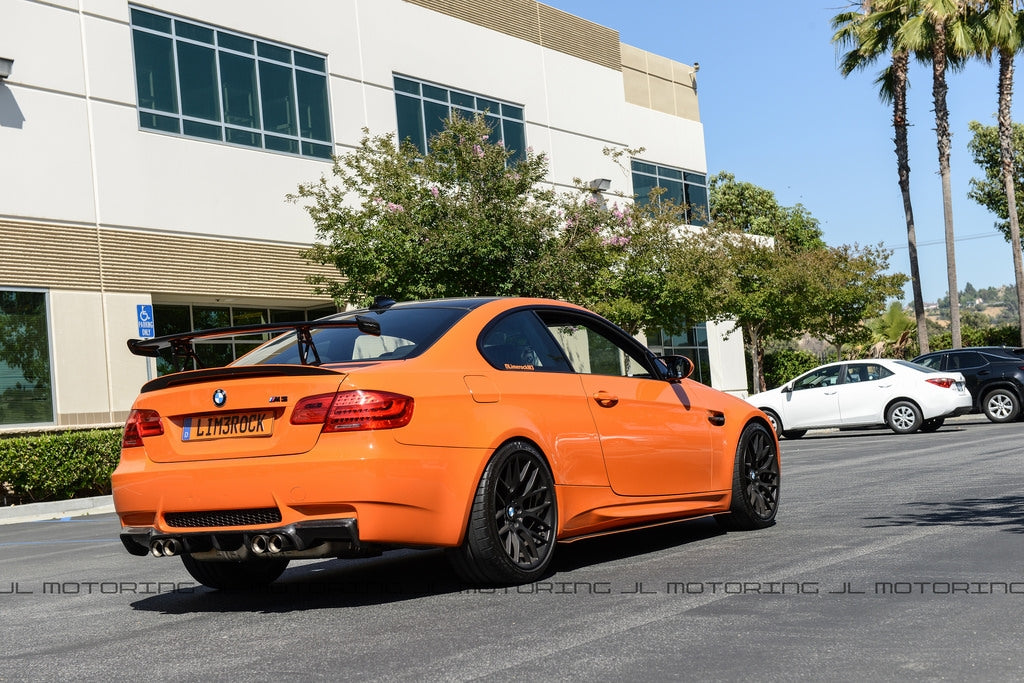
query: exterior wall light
[
  {"left": 588, "top": 178, "right": 611, "bottom": 192},
  {"left": 0, "top": 57, "right": 13, "bottom": 80}
]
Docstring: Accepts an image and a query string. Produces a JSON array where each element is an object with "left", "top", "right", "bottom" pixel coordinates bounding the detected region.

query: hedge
[{"left": 0, "top": 429, "right": 122, "bottom": 506}]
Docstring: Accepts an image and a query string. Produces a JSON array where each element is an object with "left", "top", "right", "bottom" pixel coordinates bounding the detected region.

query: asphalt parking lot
[{"left": 1, "top": 414, "right": 1022, "bottom": 680}]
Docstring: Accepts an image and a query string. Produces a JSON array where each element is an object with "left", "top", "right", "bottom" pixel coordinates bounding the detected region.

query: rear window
[{"left": 233, "top": 306, "right": 469, "bottom": 365}]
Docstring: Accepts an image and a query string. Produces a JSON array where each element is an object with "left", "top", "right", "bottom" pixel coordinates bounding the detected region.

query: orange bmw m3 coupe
[{"left": 113, "top": 297, "right": 779, "bottom": 588}]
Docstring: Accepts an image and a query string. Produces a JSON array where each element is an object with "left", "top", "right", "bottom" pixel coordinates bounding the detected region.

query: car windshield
[
  {"left": 234, "top": 306, "right": 469, "bottom": 365},
  {"left": 894, "top": 360, "right": 939, "bottom": 373}
]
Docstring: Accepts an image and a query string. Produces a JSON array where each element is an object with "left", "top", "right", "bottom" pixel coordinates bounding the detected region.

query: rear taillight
[
  {"left": 122, "top": 409, "right": 164, "bottom": 448},
  {"left": 926, "top": 378, "right": 956, "bottom": 389},
  {"left": 291, "top": 390, "right": 414, "bottom": 432}
]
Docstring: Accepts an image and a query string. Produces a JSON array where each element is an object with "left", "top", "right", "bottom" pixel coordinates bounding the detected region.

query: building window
[
  {"left": 631, "top": 160, "right": 708, "bottom": 226},
  {"left": 646, "top": 323, "right": 711, "bottom": 386},
  {"left": 130, "top": 7, "right": 333, "bottom": 159},
  {"left": 393, "top": 75, "right": 527, "bottom": 164},
  {"left": 0, "top": 290, "right": 54, "bottom": 426},
  {"left": 152, "top": 303, "right": 337, "bottom": 375}
]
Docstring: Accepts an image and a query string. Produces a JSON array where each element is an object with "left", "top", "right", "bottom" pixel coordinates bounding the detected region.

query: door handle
[{"left": 593, "top": 391, "right": 619, "bottom": 408}]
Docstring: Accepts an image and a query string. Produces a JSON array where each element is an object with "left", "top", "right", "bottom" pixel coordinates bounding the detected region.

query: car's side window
[
  {"left": 949, "top": 352, "right": 985, "bottom": 370},
  {"left": 536, "top": 311, "right": 654, "bottom": 378},
  {"left": 479, "top": 311, "right": 573, "bottom": 372},
  {"left": 793, "top": 365, "right": 842, "bottom": 391},
  {"left": 846, "top": 363, "right": 890, "bottom": 382},
  {"left": 916, "top": 355, "right": 942, "bottom": 371}
]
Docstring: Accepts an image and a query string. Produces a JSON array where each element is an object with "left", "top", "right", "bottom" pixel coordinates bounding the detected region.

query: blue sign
[{"left": 137, "top": 304, "right": 155, "bottom": 339}]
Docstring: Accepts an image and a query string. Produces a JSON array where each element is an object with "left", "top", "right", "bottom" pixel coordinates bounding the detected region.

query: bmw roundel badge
[{"left": 213, "top": 389, "right": 227, "bottom": 407}]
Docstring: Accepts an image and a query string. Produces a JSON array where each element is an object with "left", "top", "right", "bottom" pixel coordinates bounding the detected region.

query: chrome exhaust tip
[
  {"left": 250, "top": 534, "right": 269, "bottom": 555},
  {"left": 150, "top": 539, "right": 164, "bottom": 557},
  {"left": 162, "top": 538, "right": 180, "bottom": 557},
  {"left": 267, "top": 534, "right": 288, "bottom": 554}
]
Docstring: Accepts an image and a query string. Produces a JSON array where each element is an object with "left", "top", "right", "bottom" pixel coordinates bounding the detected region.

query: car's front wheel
[
  {"left": 180, "top": 554, "right": 289, "bottom": 590},
  {"left": 982, "top": 388, "right": 1020, "bottom": 423},
  {"left": 448, "top": 440, "right": 557, "bottom": 585},
  {"left": 886, "top": 400, "right": 922, "bottom": 434},
  {"left": 716, "top": 422, "right": 780, "bottom": 530}
]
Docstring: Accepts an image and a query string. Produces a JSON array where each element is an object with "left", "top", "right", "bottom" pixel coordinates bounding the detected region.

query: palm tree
[
  {"left": 900, "top": 0, "right": 977, "bottom": 349},
  {"left": 832, "top": 0, "right": 931, "bottom": 354},
  {"left": 978, "top": 0, "right": 1024, "bottom": 345}
]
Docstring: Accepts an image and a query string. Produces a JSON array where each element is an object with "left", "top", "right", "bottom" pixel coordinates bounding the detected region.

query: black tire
[
  {"left": 982, "top": 388, "right": 1020, "bottom": 423},
  {"left": 447, "top": 440, "right": 557, "bottom": 586},
  {"left": 781, "top": 429, "right": 807, "bottom": 440},
  {"left": 920, "top": 417, "right": 945, "bottom": 433},
  {"left": 716, "top": 422, "right": 780, "bottom": 531},
  {"left": 885, "top": 400, "right": 922, "bottom": 434},
  {"left": 180, "top": 554, "right": 289, "bottom": 590}
]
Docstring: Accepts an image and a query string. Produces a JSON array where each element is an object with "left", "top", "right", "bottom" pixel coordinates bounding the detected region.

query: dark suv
[{"left": 912, "top": 346, "right": 1024, "bottom": 423}]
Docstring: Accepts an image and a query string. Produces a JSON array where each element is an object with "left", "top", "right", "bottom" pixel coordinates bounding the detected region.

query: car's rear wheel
[
  {"left": 448, "top": 440, "right": 557, "bottom": 585},
  {"left": 180, "top": 554, "right": 289, "bottom": 590},
  {"left": 920, "top": 417, "right": 945, "bottom": 432},
  {"left": 886, "top": 400, "right": 922, "bottom": 434},
  {"left": 781, "top": 429, "right": 807, "bottom": 440},
  {"left": 982, "top": 388, "right": 1020, "bottom": 423},
  {"left": 716, "top": 422, "right": 780, "bottom": 530}
]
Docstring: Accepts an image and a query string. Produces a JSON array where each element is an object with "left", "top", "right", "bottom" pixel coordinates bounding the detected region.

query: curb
[{"left": 0, "top": 495, "right": 115, "bottom": 526}]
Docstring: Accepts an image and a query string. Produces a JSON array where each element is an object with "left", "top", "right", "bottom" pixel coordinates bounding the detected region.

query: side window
[
  {"left": 950, "top": 352, "right": 985, "bottom": 370},
  {"left": 915, "top": 355, "right": 942, "bottom": 371},
  {"left": 535, "top": 311, "right": 655, "bottom": 378},
  {"left": 793, "top": 366, "right": 842, "bottom": 391},
  {"left": 480, "top": 311, "right": 572, "bottom": 372}
]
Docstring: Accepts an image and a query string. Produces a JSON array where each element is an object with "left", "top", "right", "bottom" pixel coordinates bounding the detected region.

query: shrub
[
  {"left": 763, "top": 349, "right": 820, "bottom": 390},
  {"left": 0, "top": 429, "right": 122, "bottom": 506}
]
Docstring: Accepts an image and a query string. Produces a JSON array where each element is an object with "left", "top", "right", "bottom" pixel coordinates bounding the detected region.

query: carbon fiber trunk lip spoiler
[{"left": 127, "top": 317, "right": 382, "bottom": 372}]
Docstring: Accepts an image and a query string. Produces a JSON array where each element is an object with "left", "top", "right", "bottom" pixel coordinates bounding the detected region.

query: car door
[
  {"left": 536, "top": 309, "right": 714, "bottom": 497},
  {"left": 836, "top": 362, "right": 895, "bottom": 425},
  {"left": 780, "top": 364, "right": 843, "bottom": 429}
]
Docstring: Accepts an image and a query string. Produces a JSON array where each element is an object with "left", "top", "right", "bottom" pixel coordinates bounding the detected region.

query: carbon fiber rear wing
[{"left": 127, "top": 317, "right": 382, "bottom": 371}]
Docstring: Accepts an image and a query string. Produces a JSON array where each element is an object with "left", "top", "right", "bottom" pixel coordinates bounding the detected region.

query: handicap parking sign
[{"left": 137, "top": 304, "right": 155, "bottom": 339}]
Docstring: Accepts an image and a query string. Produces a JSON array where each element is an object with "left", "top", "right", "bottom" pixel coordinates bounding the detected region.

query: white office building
[{"left": 0, "top": 0, "right": 747, "bottom": 432}]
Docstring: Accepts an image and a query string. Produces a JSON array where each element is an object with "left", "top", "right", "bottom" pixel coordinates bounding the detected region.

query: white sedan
[{"left": 747, "top": 359, "right": 973, "bottom": 438}]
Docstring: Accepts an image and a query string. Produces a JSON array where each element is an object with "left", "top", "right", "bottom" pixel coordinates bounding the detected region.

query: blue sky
[{"left": 544, "top": 1, "right": 1022, "bottom": 303}]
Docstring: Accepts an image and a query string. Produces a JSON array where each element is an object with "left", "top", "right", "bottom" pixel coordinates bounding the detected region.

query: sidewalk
[{"left": 0, "top": 495, "right": 115, "bottom": 525}]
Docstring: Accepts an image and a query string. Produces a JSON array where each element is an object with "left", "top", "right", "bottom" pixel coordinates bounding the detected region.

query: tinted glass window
[
  {"left": 948, "top": 352, "right": 986, "bottom": 370},
  {"left": 237, "top": 307, "right": 469, "bottom": 365},
  {"left": 130, "top": 6, "right": 331, "bottom": 160},
  {"left": 0, "top": 290, "right": 54, "bottom": 426},
  {"left": 535, "top": 310, "right": 654, "bottom": 378},
  {"left": 480, "top": 311, "right": 573, "bottom": 372},
  {"left": 793, "top": 366, "right": 842, "bottom": 390},
  {"left": 393, "top": 75, "right": 526, "bottom": 165}
]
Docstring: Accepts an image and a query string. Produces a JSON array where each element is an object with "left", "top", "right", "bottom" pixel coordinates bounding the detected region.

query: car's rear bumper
[
  {"left": 120, "top": 517, "right": 371, "bottom": 561},
  {"left": 112, "top": 434, "right": 490, "bottom": 551}
]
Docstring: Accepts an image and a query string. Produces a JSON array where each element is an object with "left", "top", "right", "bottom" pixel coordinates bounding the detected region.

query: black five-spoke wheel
[
  {"left": 717, "top": 422, "right": 780, "bottom": 530},
  {"left": 448, "top": 440, "right": 557, "bottom": 585}
]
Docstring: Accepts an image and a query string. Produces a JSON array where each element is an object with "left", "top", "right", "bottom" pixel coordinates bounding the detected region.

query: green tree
[
  {"left": 707, "top": 172, "right": 825, "bottom": 250},
  {"left": 802, "top": 243, "right": 908, "bottom": 351},
  {"left": 293, "top": 114, "right": 724, "bottom": 336},
  {"left": 832, "top": 0, "right": 932, "bottom": 354},
  {"left": 294, "top": 115, "right": 555, "bottom": 304},
  {"left": 968, "top": 121, "right": 1024, "bottom": 238}
]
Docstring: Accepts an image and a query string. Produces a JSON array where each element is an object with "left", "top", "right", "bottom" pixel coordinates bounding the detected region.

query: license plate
[
  {"left": 956, "top": 382, "right": 965, "bottom": 391},
  {"left": 182, "top": 411, "right": 274, "bottom": 441}
]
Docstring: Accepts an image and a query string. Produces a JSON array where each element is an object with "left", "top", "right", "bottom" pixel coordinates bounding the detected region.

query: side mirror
[
  {"left": 781, "top": 383, "right": 794, "bottom": 394},
  {"left": 660, "top": 355, "right": 694, "bottom": 382}
]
